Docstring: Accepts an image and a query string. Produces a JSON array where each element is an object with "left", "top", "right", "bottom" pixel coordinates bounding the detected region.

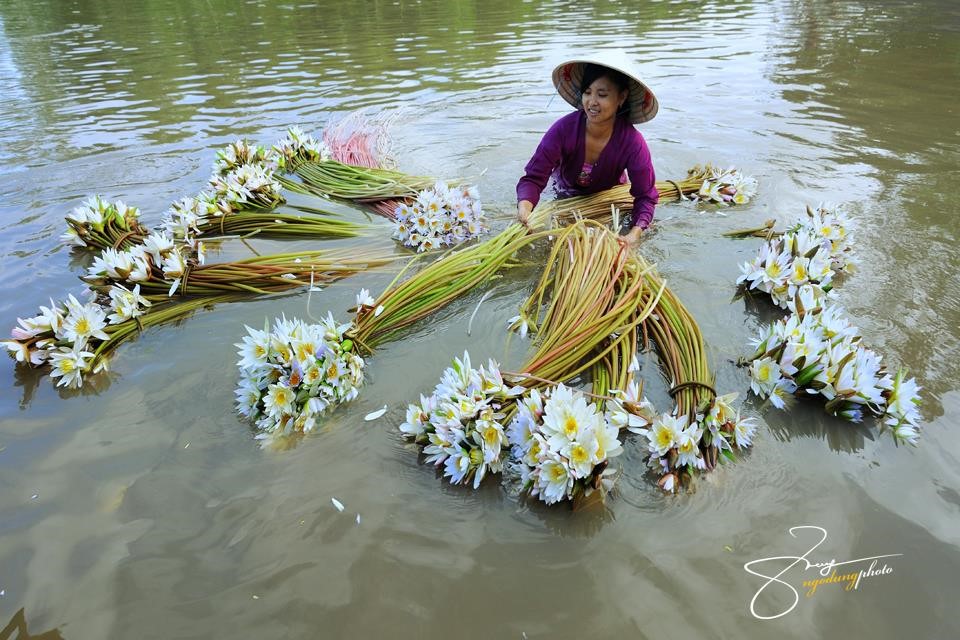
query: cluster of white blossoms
[
  {"left": 2, "top": 286, "right": 150, "bottom": 388},
  {"left": 506, "top": 384, "right": 622, "bottom": 505},
  {"left": 737, "top": 204, "right": 855, "bottom": 308},
  {"left": 235, "top": 314, "right": 364, "bottom": 441},
  {"left": 690, "top": 167, "right": 758, "bottom": 205},
  {"left": 163, "top": 128, "right": 330, "bottom": 241},
  {"left": 60, "top": 195, "right": 143, "bottom": 248},
  {"left": 400, "top": 352, "right": 521, "bottom": 488},
  {"left": 747, "top": 284, "right": 921, "bottom": 444},
  {"left": 391, "top": 182, "right": 485, "bottom": 252},
  {"left": 271, "top": 126, "right": 331, "bottom": 172},
  {"left": 609, "top": 382, "right": 757, "bottom": 493},
  {"left": 86, "top": 230, "right": 194, "bottom": 297}
]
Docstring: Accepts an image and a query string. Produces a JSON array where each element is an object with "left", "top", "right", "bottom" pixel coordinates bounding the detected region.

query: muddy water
[{"left": 0, "top": 0, "right": 958, "bottom": 637}]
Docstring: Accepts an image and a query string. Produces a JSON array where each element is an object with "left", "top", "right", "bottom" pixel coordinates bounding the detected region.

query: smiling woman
[{"left": 515, "top": 50, "right": 660, "bottom": 246}]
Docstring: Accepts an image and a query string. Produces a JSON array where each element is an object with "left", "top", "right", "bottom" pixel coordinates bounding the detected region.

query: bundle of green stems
[
  {"left": 86, "top": 247, "right": 399, "bottom": 301},
  {"left": 192, "top": 209, "right": 374, "bottom": 240},
  {"left": 286, "top": 160, "right": 439, "bottom": 202},
  {"left": 509, "top": 221, "right": 663, "bottom": 394},
  {"left": 349, "top": 224, "right": 552, "bottom": 351}
]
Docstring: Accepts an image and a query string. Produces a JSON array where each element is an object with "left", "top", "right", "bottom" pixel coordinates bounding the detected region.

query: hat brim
[{"left": 552, "top": 57, "right": 658, "bottom": 124}]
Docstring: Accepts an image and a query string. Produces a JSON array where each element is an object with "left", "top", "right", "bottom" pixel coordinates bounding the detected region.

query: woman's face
[{"left": 581, "top": 76, "right": 626, "bottom": 125}]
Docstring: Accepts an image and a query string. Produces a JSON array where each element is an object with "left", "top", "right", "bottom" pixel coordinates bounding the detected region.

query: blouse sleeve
[
  {"left": 626, "top": 132, "right": 658, "bottom": 229},
  {"left": 516, "top": 117, "right": 567, "bottom": 208}
]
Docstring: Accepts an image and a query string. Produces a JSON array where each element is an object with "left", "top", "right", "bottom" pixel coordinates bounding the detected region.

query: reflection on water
[
  {"left": 0, "top": 0, "right": 959, "bottom": 637},
  {"left": 0, "top": 609, "right": 63, "bottom": 640}
]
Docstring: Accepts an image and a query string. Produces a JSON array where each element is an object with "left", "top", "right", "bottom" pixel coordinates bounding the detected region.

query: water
[{"left": 0, "top": 0, "right": 958, "bottom": 637}]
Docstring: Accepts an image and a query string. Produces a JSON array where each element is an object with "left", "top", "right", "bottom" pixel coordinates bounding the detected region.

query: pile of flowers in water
[
  {"left": 163, "top": 129, "right": 331, "bottom": 241},
  {"left": 687, "top": 165, "right": 759, "bottom": 206},
  {"left": 737, "top": 204, "right": 855, "bottom": 308},
  {"left": 506, "top": 383, "right": 622, "bottom": 505},
  {"left": 391, "top": 183, "right": 485, "bottom": 252},
  {"left": 397, "top": 351, "right": 756, "bottom": 501},
  {"left": 235, "top": 314, "right": 364, "bottom": 441},
  {"left": 603, "top": 380, "right": 758, "bottom": 493},
  {"left": 746, "top": 284, "right": 921, "bottom": 444},
  {"left": 61, "top": 196, "right": 149, "bottom": 250},
  {"left": 399, "top": 352, "right": 521, "bottom": 489},
  {"left": 2, "top": 287, "right": 151, "bottom": 388}
]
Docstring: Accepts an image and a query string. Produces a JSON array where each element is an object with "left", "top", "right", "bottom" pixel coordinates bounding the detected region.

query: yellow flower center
[
  {"left": 60, "top": 359, "right": 76, "bottom": 373},
  {"left": 548, "top": 464, "right": 567, "bottom": 482},
  {"left": 563, "top": 414, "right": 579, "bottom": 438},
  {"left": 482, "top": 425, "right": 499, "bottom": 446},
  {"left": 75, "top": 317, "right": 90, "bottom": 335},
  {"left": 655, "top": 426, "right": 674, "bottom": 449},
  {"left": 570, "top": 444, "right": 589, "bottom": 466},
  {"left": 757, "top": 363, "right": 772, "bottom": 383}
]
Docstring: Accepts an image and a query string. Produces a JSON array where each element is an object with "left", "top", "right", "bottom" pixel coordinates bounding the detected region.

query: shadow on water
[{"left": 0, "top": 609, "right": 63, "bottom": 640}]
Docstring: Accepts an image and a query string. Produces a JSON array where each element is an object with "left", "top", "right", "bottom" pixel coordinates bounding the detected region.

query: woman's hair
[{"left": 580, "top": 63, "right": 630, "bottom": 95}]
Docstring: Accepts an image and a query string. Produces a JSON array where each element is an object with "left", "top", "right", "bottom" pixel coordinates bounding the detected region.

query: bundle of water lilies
[
  {"left": 2, "top": 289, "right": 237, "bottom": 388},
  {"left": 398, "top": 352, "right": 623, "bottom": 506},
  {"left": 4, "top": 229, "right": 395, "bottom": 388},
  {"left": 510, "top": 220, "right": 759, "bottom": 492},
  {"left": 391, "top": 182, "right": 485, "bottom": 251},
  {"left": 83, "top": 229, "right": 393, "bottom": 299},
  {"left": 162, "top": 132, "right": 370, "bottom": 242},
  {"left": 527, "top": 164, "right": 758, "bottom": 230},
  {"left": 235, "top": 314, "right": 364, "bottom": 443},
  {"left": 685, "top": 164, "right": 758, "bottom": 205},
  {"left": 745, "top": 284, "right": 921, "bottom": 444},
  {"left": 736, "top": 204, "right": 855, "bottom": 309},
  {"left": 61, "top": 196, "right": 150, "bottom": 251}
]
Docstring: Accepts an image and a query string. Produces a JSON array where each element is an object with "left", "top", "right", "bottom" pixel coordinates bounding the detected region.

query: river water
[{"left": 0, "top": 0, "right": 958, "bottom": 637}]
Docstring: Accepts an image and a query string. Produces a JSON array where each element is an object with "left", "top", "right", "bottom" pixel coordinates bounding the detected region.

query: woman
[{"left": 516, "top": 52, "right": 659, "bottom": 246}]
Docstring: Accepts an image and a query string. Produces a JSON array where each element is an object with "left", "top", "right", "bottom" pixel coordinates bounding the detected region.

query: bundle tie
[
  {"left": 666, "top": 180, "right": 684, "bottom": 202},
  {"left": 668, "top": 380, "right": 717, "bottom": 399}
]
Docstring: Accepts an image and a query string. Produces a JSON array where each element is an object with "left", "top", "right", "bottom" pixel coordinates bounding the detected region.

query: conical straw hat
[{"left": 552, "top": 50, "right": 658, "bottom": 124}]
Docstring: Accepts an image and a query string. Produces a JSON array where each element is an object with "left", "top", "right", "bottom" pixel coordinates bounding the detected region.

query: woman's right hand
[{"left": 517, "top": 200, "right": 534, "bottom": 231}]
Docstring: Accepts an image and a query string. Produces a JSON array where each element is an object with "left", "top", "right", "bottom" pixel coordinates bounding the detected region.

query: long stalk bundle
[
  {"left": 85, "top": 247, "right": 399, "bottom": 300},
  {"left": 288, "top": 160, "right": 439, "bottom": 202},
  {"left": 513, "top": 220, "right": 663, "bottom": 390},
  {"left": 350, "top": 224, "right": 552, "bottom": 350}
]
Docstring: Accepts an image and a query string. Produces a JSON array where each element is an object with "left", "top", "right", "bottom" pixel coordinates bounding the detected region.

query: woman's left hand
[{"left": 618, "top": 225, "right": 644, "bottom": 248}]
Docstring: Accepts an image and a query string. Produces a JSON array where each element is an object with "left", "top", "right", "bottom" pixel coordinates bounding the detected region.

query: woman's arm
[
  {"left": 626, "top": 132, "right": 658, "bottom": 230},
  {"left": 516, "top": 117, "right": 568, "bottom": 212}
]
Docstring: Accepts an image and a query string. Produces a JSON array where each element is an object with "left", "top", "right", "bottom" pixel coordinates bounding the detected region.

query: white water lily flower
[
  {"left": 541, "top": 384, "right": 601, "bottom": 449},
  {"left": 507, "top": 314, "right": 530, "bottom": 339},
  {"left": 61, "top": 302, "right": 110, "bottom": 347},
  {"left": 562, "top": 437, "right": 600, "bottom": 479},
  {"left": 443, "top": 447, "right": 472, "bottom": 485},
  {"left": 234, "top": 377, "right": 263, "bottom": 418},
  {"left": 593, "top": 420, "right": 623, "bottom": 460},
  {"left": 48, "top": 345, "right": 95, "bottom": 388},
  {"left": 142, "top": 231, "right": 175, "bottom": 265},
  {"left": 647, "top": 413, "right": 687, "bottom": 457},
  {"left": 263, "top": 382, "right": 295, "bottom": 418},
  {"left": 749, "top": 357, "right": 782, "bottom": 397},
  {"left": 535, "top": 454, "right": 573, "bottom": 504},
  {"left": 107, "top": 283, "right": 151, "bottom": 324},
  {"left": 732, "top": 413, "right": 758, "bottom": 448},
  {"left": 675, "top": 424, "right": 705, "bottom": 469},
  {"left": 356, "top": 288, "right": 375, "bottom": 309},
  {"left": 3, "top": 339, "right": 45, "bottom": 365}
]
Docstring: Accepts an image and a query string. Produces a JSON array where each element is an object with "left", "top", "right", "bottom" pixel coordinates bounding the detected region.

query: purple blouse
[{"left": 516, "top": 110, "right": 658, "bottom": 229}]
